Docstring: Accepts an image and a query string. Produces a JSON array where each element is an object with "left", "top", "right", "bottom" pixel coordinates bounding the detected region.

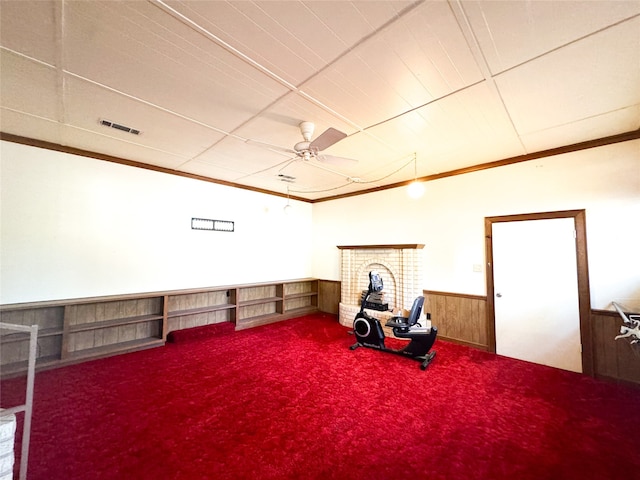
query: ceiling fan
[{"left": 248, "top": 121, "right": 358, "bottom": 168}]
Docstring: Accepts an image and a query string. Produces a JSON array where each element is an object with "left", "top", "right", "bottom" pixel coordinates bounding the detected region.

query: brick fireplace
[{"left": 337, "top": 244, "right": 425, "bottom": 333}]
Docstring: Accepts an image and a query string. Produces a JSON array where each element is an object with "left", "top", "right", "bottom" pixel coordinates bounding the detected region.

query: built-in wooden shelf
[
  {"left": 65, "top": 338, "right": 165, "bottom": 361},
  {"left": 1, "top": 279, "right": 321, "bottom": 376},
  {"left": 0, "top": 355, "right": 60, "bottom": 377},
  {"left": 68, "top": 314, "right": 164, "bottom": 333},
  {"left": 238, "top": 297, "right": 283, "bottom": 307},
  {"left": 1, "top": 327, "right": 62, "bottom": 344},
  {"left": 337, "top": 244, "right": 424, "bottom": 250}
]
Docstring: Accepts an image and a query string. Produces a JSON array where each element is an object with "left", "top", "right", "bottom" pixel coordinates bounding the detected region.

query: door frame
[{"left": 484, "top": 209, "right": 593, "bottom": 376}]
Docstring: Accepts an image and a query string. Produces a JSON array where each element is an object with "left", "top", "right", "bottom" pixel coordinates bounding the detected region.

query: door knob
[{"left": 496, "top": 293, "right": 502, "bottom": 298}]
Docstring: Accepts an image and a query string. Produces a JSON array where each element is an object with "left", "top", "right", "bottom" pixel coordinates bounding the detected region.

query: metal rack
[{"left": 0, "top": 323, "right": 37, "bottom": 480}]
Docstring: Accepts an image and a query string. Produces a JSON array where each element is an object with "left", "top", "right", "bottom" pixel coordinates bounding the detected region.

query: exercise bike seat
[
  {"left": 394, "top": 326, "right": 432, "bottom": 337},
  {"left": 385, "top": 317, "right": 410, "bottom": 328},
  {"left": 385, "top": 296, "right": 432, "bottom": 338},
  {"left": 385, "top": 296, "right": 423, "bottom": 327}
]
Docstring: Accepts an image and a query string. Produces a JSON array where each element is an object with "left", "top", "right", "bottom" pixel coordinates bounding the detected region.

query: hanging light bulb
[
  {"left": 407, "top": 153, "right": 424, "bottom": 199},
  {"left": 408, "top": 181, "right": 425, "bottom": 199}
]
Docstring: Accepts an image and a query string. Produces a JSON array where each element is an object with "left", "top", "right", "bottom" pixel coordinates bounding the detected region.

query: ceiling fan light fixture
[{"left": 299, "top": 121, "right": 315, "bottom": 142}]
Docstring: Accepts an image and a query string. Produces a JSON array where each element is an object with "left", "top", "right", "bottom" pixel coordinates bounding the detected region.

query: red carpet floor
[{"left": 2, "top": 312, "right": 639, "bottom": 480}]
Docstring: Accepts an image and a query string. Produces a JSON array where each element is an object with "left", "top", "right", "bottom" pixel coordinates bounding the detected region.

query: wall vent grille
[
  {"left": 278, "top": 174, "right": 296, "bottom": 183},
  {"left": 100, "top": 119, "right": 141, "bottom": 135}
]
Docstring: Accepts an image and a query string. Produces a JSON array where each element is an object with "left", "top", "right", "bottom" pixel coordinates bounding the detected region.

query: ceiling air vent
[
  {"left": 99, "top": 119, "right": 141, "bottom": 135},
  {"left": 278, "top": 174, "right": 296, "bottom": 183}
]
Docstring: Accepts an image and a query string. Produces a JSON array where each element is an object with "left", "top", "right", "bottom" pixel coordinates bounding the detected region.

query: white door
[{"left": 492, "top": 218, "right": 582, "bottom": 373}]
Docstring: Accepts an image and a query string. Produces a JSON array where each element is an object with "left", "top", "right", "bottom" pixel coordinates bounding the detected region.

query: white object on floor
[{"left": 0, "top": 411, "right": 16, "bottom": 480}]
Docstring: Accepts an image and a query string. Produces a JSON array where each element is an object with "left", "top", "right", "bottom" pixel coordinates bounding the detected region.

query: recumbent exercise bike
[{"left": 350, "top": 271, "right": 437, "bottom": 370}]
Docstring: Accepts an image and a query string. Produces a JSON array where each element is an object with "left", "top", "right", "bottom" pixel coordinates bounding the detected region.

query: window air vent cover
[
  {"left": 100, "top": 119, "right": 141, "bottom": 135},
  {"left": 191, "top": 218, "right": 234, "bottom": 232}
]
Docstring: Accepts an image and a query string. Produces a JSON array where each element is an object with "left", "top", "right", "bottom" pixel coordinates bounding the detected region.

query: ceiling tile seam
[
  {"left": 168, "top": 1, "right": 316, "bottom": 89},
  {"left": 54, "top": 0, "right": 66, "bottom": 126},
  {"left": 65, "top": 124, "right": 193, "bottom": 160},
  {"left": 149, "top": 0, "right": 299, "bottom": 93},
  {"left": 149, "top": 0, "right": 357, "bottom": 164},
  {"left": 475, "top": 6, "right": 503, "bottom": 76},
  {"left": 0, "top": 46, "right": 235, "bottom": 155},
  {"left": 0, "top": 105, "right": 193, "bottom": 161},
  {"left": 449, "top": 0, "right": 527, "bottom": 153},
  {"left": 361, "top": 79, "right": 485, "bottom": 132},
  {"left": 61, "top": 69, "right": 243, "bottom": 139},
  {"left": 386, "top": 21, "right": 442, "bottom": 102},
  {"left": 149, "top": 0, "right": 366, "bottom": 142},
  {"left": 518, "top": 104, "right": 640, "bottom": 138},
  {"left": 188, "top": 0, "right": 430, "bottom": 147},
  {"left": 151, "top": 0, "right": 428, "bottom": 158},
  {"left": 148, "top": 0, "right": 406, "bottom": 162},
  {"left": 1, "top": 106, "right": 61, "bottom": 126},
  {"left": 233, "top": 157, "right": 297, "bottom": 182},
  {"left": 492, "top": 13, "right": 640, "bottom": 78},
  {"left": 119, "top": 2, "right": 266, "bottom": 93},
  {"left": 292, "top": 0, "right": 429, "bottom": 135},
  {"left": 0, "top": 46, "right": 56, "bottom": 70},
  {"left": 234, "top": 1, "right": 326, "bottom": 69}
]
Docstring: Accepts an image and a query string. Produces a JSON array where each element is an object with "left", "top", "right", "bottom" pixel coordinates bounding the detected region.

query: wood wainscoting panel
[
  {"left": 318, "top": 280, "right": 341, "bottom": 315},
  {"left": 592, "top": 309, "right": 640, "bottom": 385},
  {"left": 424, "top": 291, "right": 488, "bottom": 350}
]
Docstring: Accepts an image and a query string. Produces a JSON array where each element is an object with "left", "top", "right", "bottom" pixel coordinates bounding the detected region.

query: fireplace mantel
[{"left": 337, "top": 244, "right": 424, "bottom": 250}]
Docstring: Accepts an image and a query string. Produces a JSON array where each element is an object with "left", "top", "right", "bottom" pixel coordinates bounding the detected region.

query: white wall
[
  {"left": 311, "top": 140, "right": 640, "bottom": 310},
  {"left": 2, "top": 139, "right": 639, "bottom": 310},
  {"left": 0, "top": 141, "right": 313, "bottom": 303}
]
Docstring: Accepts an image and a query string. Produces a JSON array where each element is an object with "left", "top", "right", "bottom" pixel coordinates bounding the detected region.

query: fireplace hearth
[{"left": 337, "top": 244, "right": 425, "bottom": 334}]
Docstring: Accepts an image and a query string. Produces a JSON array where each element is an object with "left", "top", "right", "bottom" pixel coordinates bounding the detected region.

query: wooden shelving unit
[
  {"left": 62, "top": 297, "right": 164, "bottom": 362},
  {"left": 166, "top": 288, "right": 237, "bottom": 338},
  {"left": 0, "top": 279, "right": 321, "bottom": 376}
]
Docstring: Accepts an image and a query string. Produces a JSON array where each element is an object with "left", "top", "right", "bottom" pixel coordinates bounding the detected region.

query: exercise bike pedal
[{"left": 420, "top": 351, "right": 437, "bottom": 370}]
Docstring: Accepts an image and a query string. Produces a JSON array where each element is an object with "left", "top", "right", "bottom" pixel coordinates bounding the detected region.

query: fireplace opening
[{"left": 357, "top": 264, "right": 395, "bottom": 312}]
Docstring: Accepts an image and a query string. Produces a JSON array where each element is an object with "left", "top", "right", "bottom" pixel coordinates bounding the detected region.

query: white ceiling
[{"left": 1, "top": 0, "right": 639, "bottom": 201}]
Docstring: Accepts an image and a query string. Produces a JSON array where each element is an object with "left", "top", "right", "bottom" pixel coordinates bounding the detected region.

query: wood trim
[
  {"left": 4, "top": 128, "right": 638, "bottom": 203},
  {"left": 0, "top": 132, "right": 309, "bottom": 203},
  {"left": 484, "top": 210, "right": 594, "bottom": 376},
  {"left": 315, "top": 129, "right": 640, "bottom": 202},
  {"left": 337, "top": 244, "right": 425, "bottom": 250},
  {"left": 436, "top": 335, "right": 490, "bottom": 352},
  {"left": 161, "top": 295, "right": 170, "bottom": 341},
  {"left": 423, "top": 290, "right": 486, "bottom": 301},
  {"left": 592, "top": 308, "right": 628, "bottom": 318}
]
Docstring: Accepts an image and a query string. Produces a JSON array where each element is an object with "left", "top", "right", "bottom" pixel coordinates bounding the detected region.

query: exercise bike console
[{"left": 350, "top": 271, "right": 437, "bottom": 370}]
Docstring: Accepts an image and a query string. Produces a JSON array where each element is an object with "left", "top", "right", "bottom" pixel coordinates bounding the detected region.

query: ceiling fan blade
[
  {"left": 316, "top": 154, "right": 358, "bottom": 166},
  {"left": 245, "top": 138, "right": 296, "bottom": 155},
  {"left": 309, "top": 127, "right": 347, "bottom": 151}
]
